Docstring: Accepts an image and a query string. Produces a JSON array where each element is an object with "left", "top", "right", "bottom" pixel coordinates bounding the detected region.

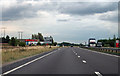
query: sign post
[{"left": 116, "top": 40, "right": 119, "bottom": 48}]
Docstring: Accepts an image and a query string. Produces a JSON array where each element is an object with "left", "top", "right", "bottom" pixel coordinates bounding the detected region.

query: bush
[
  {"left": 37, "top": 42, "right": 41, "bottom": 45},
  {"left": 104, "top": 44, "right": 110, "bottom": 47},
  {"left": 9, "top": 37, "right": 18, "bottom": 46},
  {"left": 19, "top": 42, "right": 26, "bottom": 47},
  {"left": 32, "top": 44, "right": 35, "bottom": 46},
  {"left": 53, "top": 42, "right": 57, "bottom": 46}
]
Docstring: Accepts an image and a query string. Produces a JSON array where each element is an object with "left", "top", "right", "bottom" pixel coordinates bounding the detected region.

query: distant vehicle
[
  {"left": 88, "top": 38, "right": 96, "bottom": 47},
  {"left": 71, "top": 45, "right": 73, "bottom": 47},
  {"left": 85, "top": 45, "right": 88, "bottom": 47},
  {"left": 97, "top": 42, "right": 102, "bottom": 47}
]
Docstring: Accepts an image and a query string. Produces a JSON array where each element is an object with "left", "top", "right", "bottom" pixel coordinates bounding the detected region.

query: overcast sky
[{"left": 0, "top": 0, "right": 119, "bottom": 43}]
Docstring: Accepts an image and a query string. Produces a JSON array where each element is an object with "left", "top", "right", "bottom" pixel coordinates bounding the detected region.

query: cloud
[
  {"left": 1, "top": 1, "right": 60, "bottom": 21},
  {"left": 1, "top": 2, "right": 38, "bottom": 21},
  {"left": 99, "top": 10, "right": 118, "bottom": 22},
  {"left": 57, "top": 19, "right": 69, "bottom": 22},
  {"left": 58, "top": 2, "right": 118, "bottom": 16},
  {"left": 56, "top": 18, "right": 81, "bottom": 22},
  {"left": 1, "top": 1, "right": 118, "bottom": 21}
]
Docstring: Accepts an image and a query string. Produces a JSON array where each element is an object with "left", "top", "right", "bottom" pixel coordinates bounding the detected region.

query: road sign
[{"left": 116, "top": 40, "right": 119, "bottom": 48}]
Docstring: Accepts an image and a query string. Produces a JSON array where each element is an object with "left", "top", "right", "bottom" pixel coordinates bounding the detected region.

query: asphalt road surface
[{"left": 2, "top": 47, "right": 120, "bottom": 76}]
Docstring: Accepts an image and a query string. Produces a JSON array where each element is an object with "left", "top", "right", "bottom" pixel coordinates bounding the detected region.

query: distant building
[
  {"left": 25, "top": 39, "right": 38, "bottom": 45},
  {"left": 18, "top": 33, "right": 54, "bottom": 45},
  {"left": 44, "top": 36, "right": 53, "bottom": 44},
  {"left": 18, "top": 39, "right": 26, "bottom": 42},
  {"left": 18, "top": 39, "right": 38, "bottom": 45}
]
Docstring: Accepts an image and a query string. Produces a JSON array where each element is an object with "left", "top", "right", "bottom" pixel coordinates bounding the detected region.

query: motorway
[{"left": 2, "top": 47, "right": 120, "bottom": 76}]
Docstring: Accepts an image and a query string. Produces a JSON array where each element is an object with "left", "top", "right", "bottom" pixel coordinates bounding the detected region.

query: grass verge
[{"left": 2, "top": 46, "right": 59, "bottom": 64}]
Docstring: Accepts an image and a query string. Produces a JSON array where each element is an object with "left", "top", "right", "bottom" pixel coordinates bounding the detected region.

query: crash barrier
[{"left": 81, "top": 47, "right": 120, "bottom": 54}]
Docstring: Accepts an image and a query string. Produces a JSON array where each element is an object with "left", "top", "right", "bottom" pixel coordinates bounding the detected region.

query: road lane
[
  {"left": 2, "top": 47, "right": 119, "bottom": 76},
  {"left": 8, "top": 47, "right": 95, "bottom": 74},
  {"left": 72, "top": 47, "right": 119, "bottom": 75}
]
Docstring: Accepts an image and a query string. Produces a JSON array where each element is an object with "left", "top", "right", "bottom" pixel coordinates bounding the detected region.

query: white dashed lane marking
[
  {"left": 75, "top": 53, "right": 77, "bottom": 55},
  {"left": 95, "top": 72, "right": 103, "bottom": 76},
  {"left": 82, "top": 60, "right": 87, "bottom": 63},
  {"left": 58, "top": 48, "right": 60, "bottom": 50},
  {"left": 73, "top": 51, "right": 75, "bottom": 54},
  {"left": 78, "top": 56, "right": 80, "bottom": 58}
]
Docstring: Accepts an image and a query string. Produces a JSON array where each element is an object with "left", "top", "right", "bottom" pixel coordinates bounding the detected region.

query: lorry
[
  {"left": 96, "top": 42, "right": 102, "bottom": 47},
  {"left": 88, "top": 38, "right": 96, "bottom": 47}
]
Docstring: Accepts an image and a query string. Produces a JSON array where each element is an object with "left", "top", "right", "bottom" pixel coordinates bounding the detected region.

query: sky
[{"left": 0, "top": 0, "right": 119, "bottom": 44}]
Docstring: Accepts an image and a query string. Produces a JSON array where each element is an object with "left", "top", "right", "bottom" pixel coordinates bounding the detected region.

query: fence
[{"left": 81, "top": 47, "right": 120, "bottom": 55}]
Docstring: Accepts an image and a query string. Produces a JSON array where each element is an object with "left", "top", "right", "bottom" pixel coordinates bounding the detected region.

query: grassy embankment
[{"left": 2, "top": 46, "right": 59, "bottom": 64}]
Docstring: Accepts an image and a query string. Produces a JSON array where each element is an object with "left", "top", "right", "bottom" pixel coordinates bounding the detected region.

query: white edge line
[
  {"left": 2, "top": 51, "right": 56, "bottom": 75},
  {"left": 95, "top": 72, "right": 103, "bottom": 76},
  {"left": 80, "top": 48, "right": 119, "bottom": 58}
]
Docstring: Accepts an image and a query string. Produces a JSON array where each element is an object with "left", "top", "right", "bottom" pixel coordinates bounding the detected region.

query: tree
[
  {"left": 38, "top": 33, "right": 44, "bottom": 41},
  {"left": 32, "top": 34, "right": 38, "bottom": 39},
  {"left": 61, "top": 42, "right": 71, "bottom": 46},
  {"left": 37, "top": 42, "right": 41, "bottom": 45},
  {"left": 9, "top": 37, "right": 18, "bottom": 46},
  {"left": 79, "top": 43, "right": 84, "bottom": 46},
  {"left": 6, "top": 35, "right": 10, "bottom": 43},
  {"left": 19, "top": 42, "right": 26, "bottom": 47},
  {"left": 113, "top": 35, "right": 116, "bottom": 40},
  {"left": 53, "top": 42, "right": 57, "bottom": 46},
  {"left": 32, "top": 34, "right": 34, "bottom": 39},
  {"left": 32, "top": 33, "right": 44, "bottom": 41},
  {"left": 50, "top": 36, "right": 54, "bottom": 44},
  {"left": 109, "top": 37, "right": 111, "bottom": 41},
  {"left": 0, "top": 38, "right": 2, "bottom": 43},
  {"left": 1, "top": 35, "right": 10, "bottom": 43},
  {"left": 98, "top": 36, "right": 117, "bottom": 47},
  {"left": 2, "top": 37, "right": 6, "bottom": 43}
]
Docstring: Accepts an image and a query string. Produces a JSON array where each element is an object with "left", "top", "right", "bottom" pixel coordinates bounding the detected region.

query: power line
[
  {"left": 18, "top": 32, "right": 20, "bottom": 39},
  {"left": 18, "top": 31, "right": 23, "bottom": 40},
  {"left": 0, "top": 28, "right": 2, "bottom": 38},
  {"left": 1, "top": 27, "right": 7, "bottom": 38},
  {"left": 21, "top": 32, "right": 23, "bottom": 39}
]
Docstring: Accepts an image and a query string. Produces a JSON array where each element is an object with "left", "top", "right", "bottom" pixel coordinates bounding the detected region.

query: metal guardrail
[{"left": 81, "top": 47, "right": 120, "bottom": 53}]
